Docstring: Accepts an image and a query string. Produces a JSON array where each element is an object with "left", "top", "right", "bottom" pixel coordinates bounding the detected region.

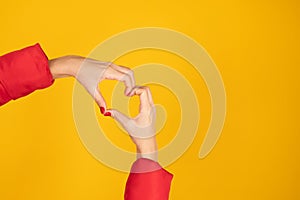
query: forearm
[{"left": 48, "top": 55, "right": 84, "bottom": 79}]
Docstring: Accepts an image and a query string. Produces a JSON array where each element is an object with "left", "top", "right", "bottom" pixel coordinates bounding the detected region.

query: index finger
[
  {"left": 109, "top": 63, "right": 136, "bottom": 86},
  {"left": 102, "top": 67, "right": 133, "bottom": 95},
  {"left": 135, "top": 86, "right": 153, "bottom": 112},
  {"left": 107, "top": 63, "right": 136, "bottom": 96}
]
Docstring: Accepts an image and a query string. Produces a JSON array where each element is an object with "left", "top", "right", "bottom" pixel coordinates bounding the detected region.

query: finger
[
  {"left": 128, "top": 85, "right": 140, "bottom": 97},
  {"left": 108, "top": 63, "right": 136, "bottom": 89},
  {"left": 106, "top": 63, "right": 136, "bottom": 95},
  {"left": 94, "top": 89, "right": 107, "bottom": 111},
  {"left": 108, "top": 109, "right": 131, "bottom": 127},
  {"left": 135, "top": 86, "right": 152, "bottom": 113},
  {"left": 102, "top": 66, "right": 135, "bottom": 96},
  {"left": 145, "top": 86, "right": 154, "bottom": 106}
]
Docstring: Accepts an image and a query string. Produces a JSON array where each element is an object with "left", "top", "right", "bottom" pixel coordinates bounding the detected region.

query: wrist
[
  {"left": 136, "top": 137, "right": 158, "bottom": 161},
  {"left": 137, "top": 152, "right": 158, "bottom": 162}
]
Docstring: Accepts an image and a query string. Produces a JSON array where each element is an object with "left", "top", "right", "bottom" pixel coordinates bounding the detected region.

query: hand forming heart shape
[
  {"left": 76, "top": 59, "right": 158, "bottom": 161},
  {"left": 76, "top": 58, "right": 136, "bottom": 114}
]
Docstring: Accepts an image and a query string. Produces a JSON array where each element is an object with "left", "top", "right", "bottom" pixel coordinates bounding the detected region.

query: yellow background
[{"left": 0, "top": 0, "right": 299, "bottom": 199}]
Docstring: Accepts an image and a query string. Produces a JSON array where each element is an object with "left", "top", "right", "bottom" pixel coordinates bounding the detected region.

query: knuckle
[
  {"left": 106, "top": 62, "right": 114, "bottom": 67},
  {"left": 127, "top": 69, "right": 134, "bottom": 76},
  {"left": 104, "top": 66, "right": 114, "bottom": 74},
  {"left": 142, "top": 86, "right": 150, "bottom": 92}
]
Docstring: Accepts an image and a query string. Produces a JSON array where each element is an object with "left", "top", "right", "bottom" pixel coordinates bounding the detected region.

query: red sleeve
[
  {"left": 124, "top": 158, "right": 173, "bottom": 200},
  {"left": 0, "top": 43, "right": 54, "bottom": 106}
]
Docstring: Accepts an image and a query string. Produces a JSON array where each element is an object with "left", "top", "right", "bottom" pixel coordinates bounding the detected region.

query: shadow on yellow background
[{"left": 0, "top": 0, "right": 299, "bottom": 199}]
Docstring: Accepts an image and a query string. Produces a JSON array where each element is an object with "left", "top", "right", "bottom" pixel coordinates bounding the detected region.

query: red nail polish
[
  {"left": 100, "top": 107, "right": 105, "bottom": 114},
  {"left": 104, "top": 112, "right": 111, "bottom": 117}
]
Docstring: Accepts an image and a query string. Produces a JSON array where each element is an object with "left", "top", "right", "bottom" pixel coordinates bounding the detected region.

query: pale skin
[
  {"left": 49, "top": 55, "right": 136, "bottom": 114},
  {"left": 48, "top": 56, "right": 158, "bottom": 161},
  {"left": 109, "top": 86, "right": 158, "bottom": 161}
]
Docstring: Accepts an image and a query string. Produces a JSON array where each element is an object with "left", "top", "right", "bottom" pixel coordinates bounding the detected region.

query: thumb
[
  {"left": 108, "top": 109, "right": 131, "bottom": 128},
  {"left": 94, "top": 89, "right": 107, "bottom": 112}
]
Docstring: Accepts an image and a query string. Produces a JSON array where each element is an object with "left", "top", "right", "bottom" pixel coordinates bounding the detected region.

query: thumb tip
[{"left": 105, "top": 109, "right": 115, "bottom": 117}]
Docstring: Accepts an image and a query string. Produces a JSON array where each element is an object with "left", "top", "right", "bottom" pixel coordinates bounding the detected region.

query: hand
[
  {"left": 108, "top": 86, "right": 158, "bottom": 162},
  {"left": 49, "top": 56, "right": 136, "bottom": 113}
]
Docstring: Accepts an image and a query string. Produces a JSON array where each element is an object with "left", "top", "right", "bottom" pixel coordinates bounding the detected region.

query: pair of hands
[{"left": 49, "top": 56, "right": 158, "bottom": 161}]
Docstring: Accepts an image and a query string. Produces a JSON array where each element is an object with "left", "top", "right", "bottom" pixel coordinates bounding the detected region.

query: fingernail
[
  {"left": 104, "top": 112, "right": 111, "bottom": 117},
  {"left": 100, "top": 107, "right": 105, "bottom": 114}
]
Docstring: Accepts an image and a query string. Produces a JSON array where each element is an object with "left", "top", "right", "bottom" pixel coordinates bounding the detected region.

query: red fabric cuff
[
  {"left": 125, "top": 158, "right": 173, "bottom": 200},
  {"left": 130, "top": 158, "right": 163, "bottom": 173},
  {"left": 0, "top": 43, "right": 54, "bottom": 105}
]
